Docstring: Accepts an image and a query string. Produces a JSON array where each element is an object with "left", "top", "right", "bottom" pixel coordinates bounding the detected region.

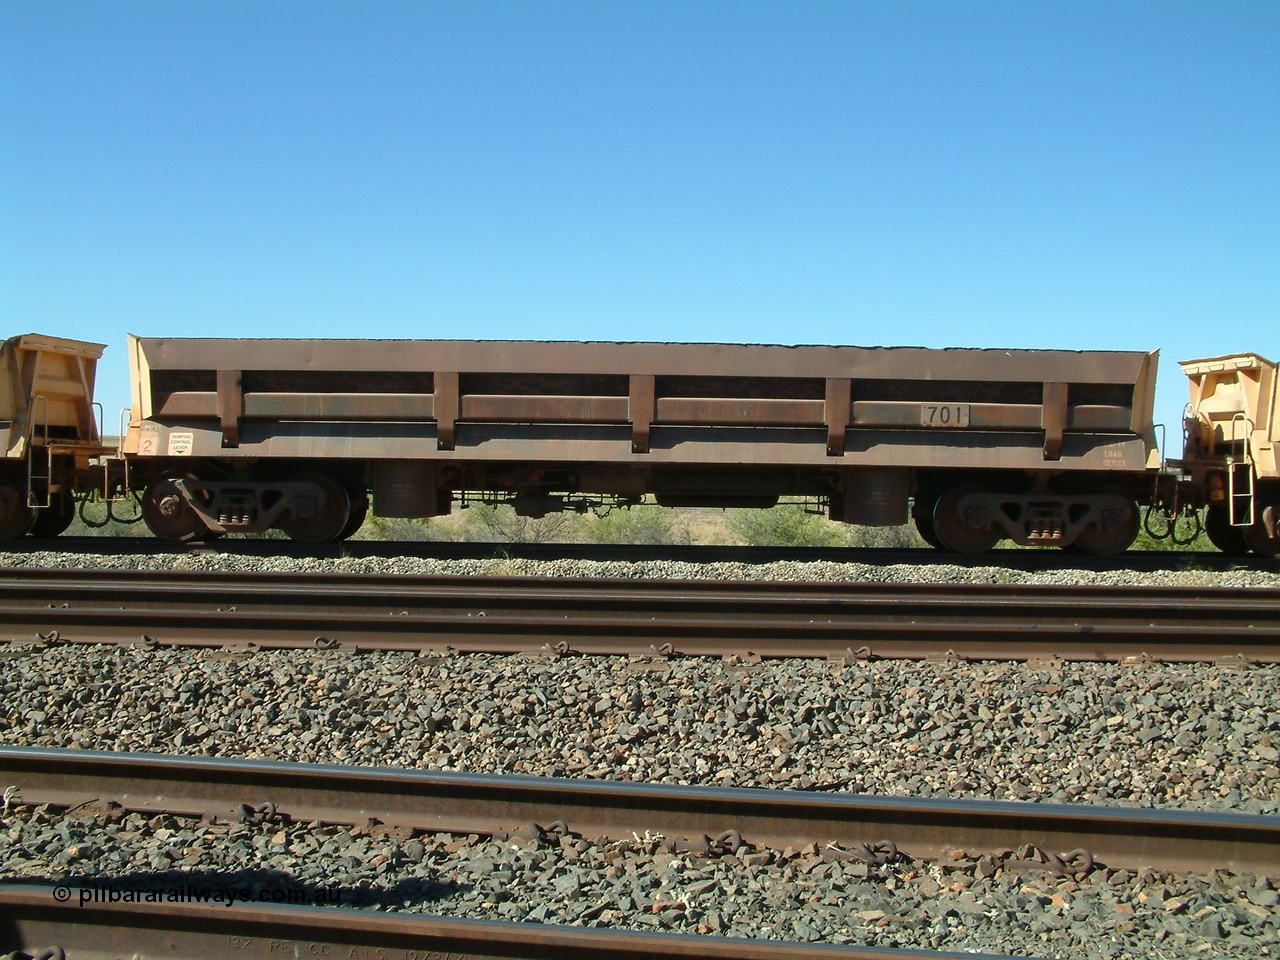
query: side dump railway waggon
[{"left": 1, "top": 333, "right": 1277, "bottom": 557}]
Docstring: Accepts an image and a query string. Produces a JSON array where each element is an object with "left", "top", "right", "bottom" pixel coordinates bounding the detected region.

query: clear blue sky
[{"left": 2, "top": 1, "right": 1276, "bottom": 439}]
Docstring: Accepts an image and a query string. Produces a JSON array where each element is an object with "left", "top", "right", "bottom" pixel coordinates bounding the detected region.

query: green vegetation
[
  {"left": 575, "top": 505, "right": 690, "bottom": 545},
  {"left": 724, "top": 504, "right": 844, "bottom": 547},
  {"left": 61, "top": 498, "right": 149, "bottom": 538},
  {"left": 353, "top": 502, "right": 693, "bottom": 545},
  {"left": 1129, "top": 511, "right": 1215, "bottom": 552},
  {"left": 725, "top": 504, "right": 928, "bottom": 548},
  {"left": 350, "top": 515, "right": 434, "bottom": 541}
]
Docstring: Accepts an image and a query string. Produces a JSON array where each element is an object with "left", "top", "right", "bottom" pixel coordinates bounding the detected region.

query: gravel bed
[
  {"left": 2, "top": 548, "right": 1280, "bottom": 588},
  {"left": 2, "top": 803, "right": 1277, "bottom": 959},
  {"left": 2, "top": 550, "right": 1278, "bottom": 957},
  {"left": 3, "top": 648, "right": 1277, "bottom": 814}
]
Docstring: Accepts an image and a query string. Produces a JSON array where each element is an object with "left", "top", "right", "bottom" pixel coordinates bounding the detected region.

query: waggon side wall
[{"left": 125, "top": 337, "right": 1159, "bottom": 475}]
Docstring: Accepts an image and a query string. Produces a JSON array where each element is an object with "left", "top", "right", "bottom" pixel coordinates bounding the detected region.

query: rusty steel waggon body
[
  {"left": 120, "top": 337, "right": 1161, "bottom": 553},
  {"left": 1, "top": 332, "right": 1277, "bottom": 556}
]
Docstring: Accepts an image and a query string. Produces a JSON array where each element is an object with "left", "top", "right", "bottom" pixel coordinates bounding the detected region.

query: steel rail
[
  {"left": 0, "top": 886, "right": 1025, "bottom": 960},
  {"left": 1, "top": 568, "right": 1279, "bottom": 662},
  {"left": 2, "top": 747, "right": 1277, "bottom": 876}
]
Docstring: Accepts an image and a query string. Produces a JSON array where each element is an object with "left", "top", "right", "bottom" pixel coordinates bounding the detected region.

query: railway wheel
[
  {"left": 29, "top": 492, "right": 76, "bottom": 538},
  {"left": 911, "top": 497, "right": 946, "bottom": 550},
  {"left": 1244, "top": 506, "right": 1279, "bottom": 558},
  {"left": 932, "top": 486, "right": 1000, "bottom": 554},
  {"left": 142, "top": 475, "right": 210, "bottom": 542},
  {"left": 338, "top": 487, "right": 370, "bottom": 540},
  {"left": 0, "top": 484, "right": 35, "bottom": 540},
  {"left": 279, "top": 473, "right": 351, "bottom": 543},
  {"left": 1074, "top": 493, "right": 1139, "bottom": 556},
  {"left": 1204, "top": 506, "right": 1251, "bottom": 556}
]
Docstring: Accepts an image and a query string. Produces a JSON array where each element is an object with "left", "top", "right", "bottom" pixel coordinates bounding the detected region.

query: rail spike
[
  {"left": 236, "top": 801, "right": 282, "bottom": 826},
  {"left": 822, "top": 839, "right": 900, "bottom": 866},
  {"left": 1006, "top": 844, "right": 1096, "bottom": 879},
  {"left": 666, "top": 829, "right": 746, "bottom": 857},
  {"left": 497, "top": 820, "right": 573, "bottom": 845}
]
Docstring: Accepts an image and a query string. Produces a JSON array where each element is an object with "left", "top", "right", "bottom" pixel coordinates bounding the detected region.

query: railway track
[
  {"left": 2, "top": 568, "right": 1279, "bottom": 662},
  {"left": 3, "top": 747, "right": 1276, "bottom": 876},
  {"left": 7, "top": 534, "right": 1280, "bottom": 571},
  {"left": 1, "top": 887, "right": 1014, "bottom": 960},
  {"left": 2, "top": 748, "right": 1276, "bottom": 958}
]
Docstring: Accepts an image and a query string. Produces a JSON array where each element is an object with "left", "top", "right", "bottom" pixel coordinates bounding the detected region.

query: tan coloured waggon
[
  {"left": 1179, "top": 353, "right": 1279, "bottom": 556},
  {"left": 0, "top": 334, "right": 114, "bottom": 538}
]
